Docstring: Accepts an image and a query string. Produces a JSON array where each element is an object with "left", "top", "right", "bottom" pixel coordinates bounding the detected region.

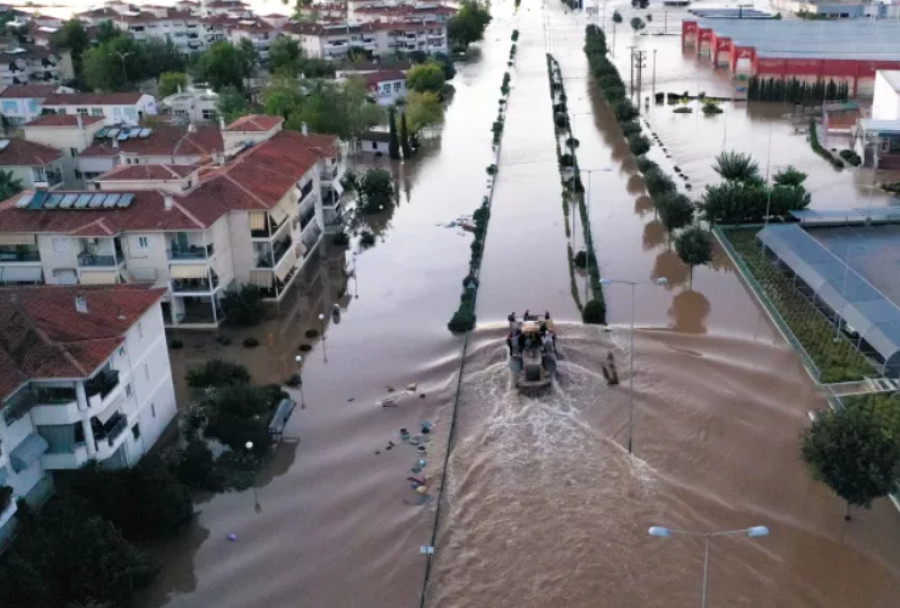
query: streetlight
[
  {"left": 351, "top": 252, "right": 358, "bottom": 299},
  {"left": 576, "top": 166, "right": 613, "bottom": 301},
  {"left": 244, "top": 441, "right": 260, "bottom": 512},
  {"left": 318, "top": 312, "right": 328, "bottom": 363},
  {"left": 833, "top": 244, "right": 865, "bottom": 343},
  {"left": 294, "top": 355, "right": 305, "bottom": 409},
  {"left": 599, "top": 276, "right": 668, "bottom": 454},
  {"left": 111, "top": 51, "right": 131, "bottom": 87},
  {"left": 648, "top": 524, "right": 770, "bottom": 608}
]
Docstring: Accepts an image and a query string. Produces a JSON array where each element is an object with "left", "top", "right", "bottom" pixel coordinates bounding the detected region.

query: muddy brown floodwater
[{"left": 141, "top": 1, "right": 900, "bottom": 607}]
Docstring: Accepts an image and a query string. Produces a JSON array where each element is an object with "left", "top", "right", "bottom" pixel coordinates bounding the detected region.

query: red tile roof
[
  {"left": 224, "top": 114, "right": 283, "bottom": 132},
  {"left": 0, "top": 284, "right": 166, "bottom": 401},
  {"left": 0, "top": 138, "right": 62, "bottom": 166},
  {"left": 43, "top": 92, "right": 146, "bottom": 106},
  {"left": 98, "top": 164, "right": 197, "bottom": 181},
  {"left": 24, "top": 114, "right": 105, "bottom": 128},
  {"left": 363, "top": 69, "right": 407, "bottom": 87},
  {"left": 82, "top": 125, "right": 223, "bottom": 159},
  {"left": 0, "top": 84, "right": 61, "bottom": 99}
]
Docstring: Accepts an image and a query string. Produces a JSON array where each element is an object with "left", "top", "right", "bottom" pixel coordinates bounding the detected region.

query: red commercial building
[{"left": 682, "top": 19, "right": 900, "bottom": 97}]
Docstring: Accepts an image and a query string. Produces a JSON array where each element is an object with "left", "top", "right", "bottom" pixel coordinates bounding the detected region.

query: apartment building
[
  {"left": 203, "top": 0, "right": 254, "bottom": 18},
  {"left": 22, "top": 114, "right": 106, "bottom": 186},
  {"left": 351, "top": 3, "right": 457, "bottom": 23},
  {"left": 0, "top": 84, "right": 71, "bottom": 126},
  {"left": 0, "top": 122, "right": 344, "bottom": 328},
  {"left": 0, "top": 44, "right": 72, "bottom": 87},
  {"left": 159, "top": 88, "right": 220, "bottom": 124},
  {"left": 285, "top": 20, "right": 448, "bottom": 60},
  {"left": 43, "top": 92, "right": 158, "bottom": 126},
  {"left": 77, "top": 124, "right": 223, "bottom": 180},
  {"left": 0, "top": 283, "right": 177, "bottom": 538},
  {"left": 0, "top": 138, "right": 64, "bottom": 190},
  {"left": 228, "top": 19, "right": 277, "bottom": 62},
  {"left": 361, "top": 69, "right": 408, "bottom": 106},
  {"left": 111, "top": 8, "right": 206, "bottom": 54}
]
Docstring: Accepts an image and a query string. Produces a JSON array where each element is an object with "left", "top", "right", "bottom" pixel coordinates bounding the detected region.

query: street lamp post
[
  {"left": 294, "top": 355, "right": 306, "bottom": 408},
  {"left": 244, "top": 441, "right": 260, "bottom": 511},
  {"left": 351, "top": 252, "right": 358, "bottom": 299},
  {"left": 317, "top": 313, "right": 328, "bottom": 362},
  {"left": 648, "top": 525, "right": 770, "bottom": 608},
  {"left": 112, "top": 51, "right": 131, "bottom": 88},
  {"left": 599, "top": 277, "right": 668, "bottom": 454}
]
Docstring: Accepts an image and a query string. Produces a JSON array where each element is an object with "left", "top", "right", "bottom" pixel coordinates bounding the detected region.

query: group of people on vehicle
[{"left": 506, "top": 310, "right": 556, "bottom": 356}]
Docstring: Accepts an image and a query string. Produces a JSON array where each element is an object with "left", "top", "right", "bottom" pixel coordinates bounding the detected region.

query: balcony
[
  {"left": 77, "top": 252, "right": 117, "bottom": 267},
  {"left": 320, "top": 163, "right": 340, "bottom": 182},
  {"left": 98, "top": 413, "right": 128, "bottom": 448},
  {"left": 297, "top": 179, "right": 314, "bottom": 203},
  {"left": 255, "top": 235, "right": 292, "bottom": 268},
  {"left": 169, "top": 242, "right": 214, "bottom": 260},
  {"left": 0, "top": 247, "right": 39, "bottom": 262},
  {"left": 300, "top": 205, "right": 316, "bottom": 230},
  {"left": 172, "top": 270, "right": 219, "bottom": 293},
  {"left": 250, "top": 213, "right": 288, "bottom": 239},
  {"left": 85, "top": 370, "right": 119, "bottom": 400}
]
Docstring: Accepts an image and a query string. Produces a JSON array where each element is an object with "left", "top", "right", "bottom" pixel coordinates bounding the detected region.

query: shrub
[
  {"left": 809, "top": 118, "right": 844, "bottom": 170},
  {"left": 613, "top": 99, "right": 638, "bottom": 122},
  {"left": 636, "top": 155, "right": 658, "bottom": 174},
  {"left": 582, "top": 298, "right": 606, "bottom": 324},
  {"left": 559, "top": 153, "right": 575, "bottom": 167},
  {"left": 643, "top": 167, "right": 676, "bottom": 197},
  {"left": 554, "top": 112, "right": 568, "bottom": 128},
  {"left": 701, "top": 101, "right": 723, "bottom": 114},
  {"left": 175, "top": 439, "right": 221, "bottom": 491},
  {"left": 628, "top": 133, "right": 651, "bottom": 156},
  {"left": 448, "top": 306, "right": 476, "bottom": 333},
  {"left": 331, "top": 231, "right": 350, "bottom": 246},
  {"left": 486, "top": 164, "right": 497, "bottom": 175},
  {"left": 186, "top": 359, "right": 251, "bottom": 390},
  {"left": 242, "top": 337, "right": 260, "bottom": 348},
  {"left": 620, "top": 120, "right": 642, "bottom": 137},
  {"left": 565, "top": 136, "right": 579, "bottom": 148},
  {"left": 0, "top": 485, "right": 12, "bottom": 513},
  {"left": 222, "top": 285, "right": 263, "bottom": 326},
  {"left": 839, "top": 149, "right": 862, "bottom": 166},
  {"left": 673, "top": 106, "right": 693, "bottom": 114},
  {"left": 360, "top": 230, "right": 376, "bottom": 247}
]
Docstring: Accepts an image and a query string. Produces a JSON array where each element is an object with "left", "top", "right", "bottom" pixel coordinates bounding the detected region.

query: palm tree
[
  {"left": 0, "top": 169, "right": 23, "bottom": 201},
  {"left": 712, "top": 151, "right": 762, "bottom": 185}
]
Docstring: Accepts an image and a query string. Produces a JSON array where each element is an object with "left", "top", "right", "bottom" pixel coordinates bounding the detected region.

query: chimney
[
  {"left": 76, "top": 114, "right": 83, "bottom": 130},
  {"left": 75, "top": 294, "right": 88, "bottom": 314},
  {"left": 164, "top": 193, "right": 174, "bottom": 210},
  {"left": 112, "top": 136, "right": 119, "bottom": 149},
  {"left": 219, "top": 115, "right": 225, "bottom": 131},
  {"left": 301, "top": 122, "right": 308, "bottom": 136}
]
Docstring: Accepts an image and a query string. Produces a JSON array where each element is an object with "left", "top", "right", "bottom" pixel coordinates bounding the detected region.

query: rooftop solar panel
[
  {"left": 89, "top": 193, "right": 106, "bottom": 208},
  {"left": 117, "top": 131, "right": 129, "bottom": 141},
  {"left": 74, "top": 194, "right": 92, "bottom": 208},
  {"left": 106, "top": 128, "right": 120, "bottom": 138},
  {"left": 44, "top": 194, "right": 64, "bottom": 209},
  {"left": 61, "top": 193, "right": 78, "bottom": 208},
  {"left": 15, "top": 193, "right": 31, "bottom": 208},
  {"left": 102, "top": 193, "right": 120, "bottom": 208},
  {"left": 117, "top": 193, "right": 135, "bottom": 208}
]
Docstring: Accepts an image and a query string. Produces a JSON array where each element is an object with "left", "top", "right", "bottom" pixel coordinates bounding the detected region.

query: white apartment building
[
  {"left": 203, "top": 0, "right": 254, "bottom": 18},
  {"left": 351, "top": 2, "right": 457, "bottom": 23},
  {"left": 228, "top": 19, "right": 277, "bottom": 62},
  {"left": 0, "top": 44, "right": 72, "bottom": 87},
  {"left": 22, "top": 114, "right": 106, "bottom": 186},
  {"left": 0, "top": 121, "right": 344, "bottom": 328},
  {"left": 360, "top": 69, "right": 408, "bottom": 106},
  {"left": 159, "top": 88, "right": 220, "bottom": 124},
  {"left": 0, "top": 138, "right": 65, "bottom": 190},
  {"left": 112, "top": 8, "right": 206, "bottom": 54},
  {"left": 0, "top": 84, "right": 72, "bottom": 126},
  {"left": 285, "top": 20, "right": 448, "bottom": 60},
  {"left": 42, "top": 92, "right": 157, "bottom": 127},
  {"left": 0, "top": 284, "right": 177, "bottom": 539}
]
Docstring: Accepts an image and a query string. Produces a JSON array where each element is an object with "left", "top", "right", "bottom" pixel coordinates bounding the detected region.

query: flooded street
[{"left": 143, "top": 2, "right": 900, "bottom": 607}]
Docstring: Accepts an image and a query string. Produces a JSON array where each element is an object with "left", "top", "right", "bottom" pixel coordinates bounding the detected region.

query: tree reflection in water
[{"left": 668, "top": 289, "right": 711, "bottom": 334}]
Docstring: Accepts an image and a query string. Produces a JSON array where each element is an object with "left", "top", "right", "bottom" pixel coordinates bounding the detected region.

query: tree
[
  {"left": 222, "top": 284, "right": 263, "bottom": 325},
  {"left": 267, "top": 77, "right": 383, "bottom": 141},
  {"left": 674, "top": 226, "right": 712, "bottom": 286},
  {"left": 400, "top": 111, "right": 412, "bottom": 158},
  {"left": 712, "top": 150, "right": 762, "bottom": 185},
  {"left": 630, "top": 17, "right": 645, "bottom": 33},
  {"left": 612, "top": 10, "right": 623, "bottom": 23},
  {"left": 448, "top": 0, "right": 492, "bottom": 51},
  {"left": 358, "top": 168, "right": 395, "bottom": 214},
  {"left": 216, "top": 85, "right": 249, "bottom": 124},
  {"left": 0, "top": 169, "right": 23, "bottom": 201},
  {"left": 268, "top": 35, "right": 303, "bottom": 76},
  {"left": 158, "top": 71, "right": 187, "bottom": 98},
  {"left": 583, "top": 298, "right": 606, "bottom": 324},
  {"left": 431, "top": 52, "right": 457, "bottom": 80},
  {"left": 82, "top": 36, "right": 185, "bottom": 92},
  {"left": 238, "top": 38, "right": 259, "bottom": 77},
  {"left": 405, "top": 90, "right": 444, "bottom": 133},
  {"left": 656, "top": 192, "right": 694, "bottom": 237},
  {"left": 186, "top": 359, "right": 252, "bottom": 390},
  {"left": 199, "top": 383, "right": 278, "bottom": 452},
  {"left": 95, "top": 20, "right": 122, "bottom": 44},
  {"left": 406, "top": 61, "right": 446, "bottom": 94},
  {"left": 773, "top": 165, "right": 807, "bottom": 187},
  {"left": 192, "top": 41, "right": 255, "bottom": 92},
  {"left": 49, "top": 19, "right": 90, "bottom": 69},
  {"left": 388, "top": 106, "right": 400, "bottom": 159},
  {"left": 801, "top": 407, "right": 900, "bottom": 520}
]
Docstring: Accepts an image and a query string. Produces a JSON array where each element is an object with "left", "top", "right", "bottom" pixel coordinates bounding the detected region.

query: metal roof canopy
[
  {"left": 697, "top": 19, "right": 900, "bottom": 61},
  {"left": 790, "top": 207, "right": 900, "bottom": 225},
  {"left": 758, "top": 224, "right": 900, "bottom": 374}
]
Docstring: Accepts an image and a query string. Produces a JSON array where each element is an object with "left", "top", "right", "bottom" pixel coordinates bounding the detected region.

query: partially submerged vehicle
[{"left": 507, "top": 315, "right": 557, "bottom": 391}]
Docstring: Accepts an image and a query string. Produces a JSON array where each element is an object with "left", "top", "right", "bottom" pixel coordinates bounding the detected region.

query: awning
[
  {"left": 268, "top": 204, "right": 288, "bottom": 227},
  {"left": 0, "top": 233, "right": 35, "bottom": 245},
  {"left": 79, "top": 270, "right": 117, "bottom": 285},
  {"left": 0, "top": 466, "right": 8, "bottom": 486},
  {"left": 250, "top": 269, "right": 273, "bottom": 288},
  {"left": 276, "top": 249, "right": 297, "bottom": 281},
  {"left": 170, "top": 264, "right": 208, "bottom": 279},
  {"left": 10, "top": 433, "right": 49, "bottom": 472},
  {"left": 1, "top": 265, "right": 42, "bottom": 283},
  {"left": 249, "top": 211, "right": 267, "bottom": 231}
]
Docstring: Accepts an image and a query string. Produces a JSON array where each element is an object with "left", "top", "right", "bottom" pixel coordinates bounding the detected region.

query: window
[
  {"left": 144, "top": 362, "right": 150, "bottom": 381},
  {"left": 1, "top": 100, "right": 17, "bottom": 114},
  {"left": 132, "top": 423, "right": 141, "bottom": 439},
  {"left": 372, "top": 141, "right": 378, "bottom": 150},
  {"left": 90, "top": 108, "right": 102, "bottom": 116},
  {"left": 51, "top": 237, "right": 70, "bottom": 253},
  {"left": 69, "top": 147, "right": 78, "bottom": 158},
  {"left": 57, "top": 108, "right": 66, "bottom": 114},
  {"left": 125, "top": 383, "right": 132, "bottom": 397},
  {"left": 138, "top": 236, "right": 149, "bottom": 249},
  {"left": 202, "top": 109, "right": 215, "bottom": 120},
  {"left": 137, "top": 321, "right": 143, "bottom": 338},
  {"left": 119, "top": 346, "right": 126, "bottom": 357},
  {"left": 393, "top": 81, "right": 402, "bottom": 92},
  {"left": 74, "top": 169, "right": 82, "bottom": 179},
  {"left": 31, "top": 166, "right": 46, "bottom": 182},
  {"left": 150, "top": 402, "right": 156, "bottom": 418},
  {"left": 76, "top": 107, "right": 88, "bottom": 116}
]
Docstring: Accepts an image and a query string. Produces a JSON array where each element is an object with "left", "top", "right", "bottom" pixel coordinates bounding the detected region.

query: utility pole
[
  {"left": 627, "top": 46, "right": 636, "bottom": 94},
  {"left": 633, "top": 49, "right": 647, "bottom": 110},
  {"left": 652, "top": 48, "right": 657, "bottom": 92}
]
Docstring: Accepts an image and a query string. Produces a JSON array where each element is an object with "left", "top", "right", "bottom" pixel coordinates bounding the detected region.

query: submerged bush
[{"left": 582, "top": 298, "right": 606, "bottom": 324}]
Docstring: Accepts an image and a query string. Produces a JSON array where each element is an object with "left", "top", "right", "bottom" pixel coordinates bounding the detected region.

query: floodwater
[{"left": 140, "top": 1, "right": 900, "bottom": 607}]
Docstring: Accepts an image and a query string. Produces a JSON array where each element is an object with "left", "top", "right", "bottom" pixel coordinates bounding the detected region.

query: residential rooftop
[
  {"left": 24, "top": 114, "right": 105, "bottom": 128},
  {"left": 0, "top": 138, "right": 62, "bottom": 166},
  {"left": 43, "top": 92, "right": 147, "bottom": 106}
]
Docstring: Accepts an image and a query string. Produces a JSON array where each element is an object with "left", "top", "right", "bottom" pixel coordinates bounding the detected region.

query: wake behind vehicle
[{"left": 507, "top": 313, "right": 557, "bottom": 392}]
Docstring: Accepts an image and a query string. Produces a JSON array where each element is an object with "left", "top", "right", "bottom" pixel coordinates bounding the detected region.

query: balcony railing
[
  {"left": 93, "top": 411, "right": 127, "bottom": 448},
  {"left": 169, "top": 243, "right": 214, "bottom": 260},
  {"left": 85, "top": 370, "right": 119, "bottom": 400},
  {"left": 256, "top": 236, "right": 292, "bottom": 268},
  {"left": 105, "top": 415, "right": 128, "bottom": 447},
  {"left": 300, "top": 205, "right": 316, "bottom": 230},
  {"left": 77, "top": 252, "right": 117, "bottom": 267},
  {"left": 0, "top": 249, "right": 40, "bottom": 262},
  {"left": 172, "top": 273, "right": 219, "bottom": 293}
]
